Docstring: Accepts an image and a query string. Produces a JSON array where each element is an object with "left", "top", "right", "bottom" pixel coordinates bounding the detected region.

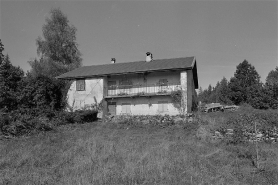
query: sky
[{"left": 0, "top": 0, "right": 277, "bottom": 89}]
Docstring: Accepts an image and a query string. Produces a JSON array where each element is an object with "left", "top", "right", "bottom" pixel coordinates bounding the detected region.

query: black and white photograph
[{"left": 0, "top": 0, "right": 277, "bottom": 184}]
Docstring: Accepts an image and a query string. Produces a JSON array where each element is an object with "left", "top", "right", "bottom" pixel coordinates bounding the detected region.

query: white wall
[
  {"left": 67, "top": 78, "right": 104, "bottom": 110},
  {"left": 66, "top": 70, "right": 194, "bottom": 115},
  {"left": 107, "top": 96, "right": 180, "bottom": 116}
]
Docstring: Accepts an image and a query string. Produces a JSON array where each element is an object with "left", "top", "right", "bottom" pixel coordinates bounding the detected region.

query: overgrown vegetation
[
  {"left": 0, "top": 7, "right": 277, "bottom": 184},
  {"left": 0, "top": 9, "right": 86, "bottom": 135},
  {"left": 0, "top": 108, "right": 98, "bottom": 137},
  {"left": 1, "top": 109, "right": 277, "bottom": 184}
]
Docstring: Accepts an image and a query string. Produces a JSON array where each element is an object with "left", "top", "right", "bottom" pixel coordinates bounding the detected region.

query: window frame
[
  {"left": 76, "top": 79, "right": 86, "bottom": 91},
  {"left": 121, "top": 103, "right": 131, "bottom": 114},
  {"left": 108, "top": 81, "right": 117, "bottom": 90},
  {"left": 158, "top": 79, "right": 168, "bottom": 86}
]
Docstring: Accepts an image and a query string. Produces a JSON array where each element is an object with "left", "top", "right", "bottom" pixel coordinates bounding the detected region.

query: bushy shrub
[
  {"left": 215, "top": 110, "right": 278, "bottom": 144},
  {"left": 74, "top": 110, "right": 98, "bottom": 123},
  {"left": 0, "top": 112, "right": 10, "bottom": 133},
  {"left": 18, "top": 75, "right": 65, "bottom": 111},
  {"left": 0, "top": 108, "right": 98, "bottom": 137},
  {"left": 107, "top": 114, "right": 191, "bottom": 128}
]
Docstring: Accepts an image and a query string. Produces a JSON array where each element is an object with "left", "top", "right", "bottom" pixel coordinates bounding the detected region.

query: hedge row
[
  {"left": 104, "top": 114, "right": 196, "bottom": 128},
  {"left": 0, "top": 108, "right": 98, "bottom": 137}
]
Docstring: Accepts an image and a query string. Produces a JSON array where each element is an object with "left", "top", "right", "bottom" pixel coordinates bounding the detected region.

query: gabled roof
[{"left": 57, "top": 56, "right": 198, "bottom": 88}]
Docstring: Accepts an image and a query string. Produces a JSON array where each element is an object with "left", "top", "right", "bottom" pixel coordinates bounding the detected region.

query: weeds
[
  {"left": 0, "top": 108, "right": 278, "bottom": 184},
  {"left": 0, "top": 109, "right": 98, "bottom": 137}
]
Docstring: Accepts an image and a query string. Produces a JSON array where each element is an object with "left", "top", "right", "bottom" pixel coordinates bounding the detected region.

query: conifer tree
[
  {"left": 0, "top": 55, "right": 24, "bottom": 110},
  {"left": 229, "top": 60, "right": 260, "bottom": 105},
  {"left": 0, "top": 39, "right": 4, "bottom": 65}
]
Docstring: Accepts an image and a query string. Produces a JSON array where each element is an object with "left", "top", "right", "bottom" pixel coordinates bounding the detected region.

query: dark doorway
[{"left": 108, "top": 102, "right": 116, "bottom": 115}]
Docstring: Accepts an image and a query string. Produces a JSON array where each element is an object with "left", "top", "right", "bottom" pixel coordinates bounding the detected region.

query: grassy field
[{"left": 0, "top": 110, "right": 278, "bottom": 185}]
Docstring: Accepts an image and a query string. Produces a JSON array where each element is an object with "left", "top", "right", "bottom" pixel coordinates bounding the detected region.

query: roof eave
[{"left": 56, "top": 67, "right": 193, "bottom": 80}]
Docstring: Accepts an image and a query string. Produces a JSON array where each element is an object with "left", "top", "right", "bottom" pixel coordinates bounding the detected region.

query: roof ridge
[
  {"left": 57, "top": 56, "right": 196, "bottom": 79},
  {"left": 82, "top": 56, "right": 195, "bottom": 68}
]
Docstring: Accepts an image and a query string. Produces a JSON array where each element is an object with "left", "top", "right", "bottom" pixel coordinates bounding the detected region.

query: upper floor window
[
  {"left": 158, "top": 79, "right": 168, "bottom": 86},
  {"left": 108, "top": 81, "right": 117, "bottom": 90},
  {"left": 119, "top": 79, "right": 132, "bottom": 89},
  {"left": 76, "top": 79, "right": 85, "bottom": 91}
]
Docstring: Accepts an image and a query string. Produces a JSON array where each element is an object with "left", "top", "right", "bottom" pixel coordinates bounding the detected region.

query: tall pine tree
[
  {"left": 0, "top": 40, "right": 4, "bottom": 65},
  {"left": 228, "top": 60, "right": 260, "bottom": 105}
]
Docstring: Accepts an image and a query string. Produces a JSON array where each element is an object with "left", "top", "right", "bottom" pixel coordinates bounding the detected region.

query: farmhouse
[{"left": 57, "top": 53, "right": 198, "bottom": 117}]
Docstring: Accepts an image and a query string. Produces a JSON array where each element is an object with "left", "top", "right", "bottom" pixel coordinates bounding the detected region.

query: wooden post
[
  {"left": 180, "top": 71, "right": 187, "bottom": 115},
  {"left": 102, "top": 76, "right": 108, "bottom": 122}
]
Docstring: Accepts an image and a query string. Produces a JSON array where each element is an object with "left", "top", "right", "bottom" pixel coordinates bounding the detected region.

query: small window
[
  {"left": 76, "top": 79, "right": 85, "bottom": 91},
  {"left": 122, "top": 103, "right": 131, "bottom": 114},
  {"left": 108, "top": 81, "right": 117, "bottom": 90},
  {"left": 158, "top": 101, "right": 168, "bottom": 112},
  {"left": 158, "top": 79, "right": 168, "bottom": 86},
  {"left": 119, "top": 79, "right": 132, "bottom": 89}
]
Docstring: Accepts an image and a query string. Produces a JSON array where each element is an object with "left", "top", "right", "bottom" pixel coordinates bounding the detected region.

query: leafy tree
[
  {"left": 0, "top": 55, "right": 24, "bottom": 110},
  {"left": 18, "top": 75, "right": 64, "bottom": 111},
  {"left": 266, "top": 67, "right": 278, "bottom": 86},
  {"left": 217, "top": 77, "right": 232, "bottom": 105},
  {"left": 247, "top": 83, "right": 271, "bottom": 109},
  {"left": 30, "top": 8, "right": 82, "bottom": 78},
  {"left": 265, "top": 67, "right": 278, "bottom": 109},
  {"left": 228, "top": 60, "right": 260, "bottom": 105},
  {"left": 28, "top": 57, "right": 73, "bottom": 78}
]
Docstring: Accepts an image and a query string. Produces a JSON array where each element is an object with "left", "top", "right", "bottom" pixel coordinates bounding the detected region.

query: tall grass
[{"left": 0, "top": 111, "right": 278, "bottom": 185}]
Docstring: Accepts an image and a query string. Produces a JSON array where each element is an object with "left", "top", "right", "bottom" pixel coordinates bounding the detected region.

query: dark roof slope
[{"left": 57, "top": 56, "right": 196, "bottom": 79}]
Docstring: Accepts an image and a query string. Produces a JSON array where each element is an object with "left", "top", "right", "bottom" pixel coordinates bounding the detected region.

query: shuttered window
[
  {"left": 158, "top": 101, "right": 168, "bottom": 112},
  {"left": 76, "top": 79, "right": 85, "bottom": 91},
  {"left": 122, "top": 103, "right": 131, "bottom": 114}
]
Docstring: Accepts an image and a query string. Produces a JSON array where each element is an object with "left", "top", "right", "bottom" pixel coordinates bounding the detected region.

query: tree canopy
[
  {"left": 0, "top": 55, "right": 24, "bottom": 110},
  {"left": 228, "top": 60, "right": 260, "bottom": 105},
  {"left": 198, "top": 60, "right": 277, "bottom": 110},
  {"left": 266, "top": 67, "right": 278, "bottom": 86},
  {"left": 30, "top": 8, "right": 82, "bottom": 78}
]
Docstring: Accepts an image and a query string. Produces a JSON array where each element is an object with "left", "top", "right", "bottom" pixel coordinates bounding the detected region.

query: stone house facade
[{"left": 57, "top": 54, "right": 198, "bottom": 117}]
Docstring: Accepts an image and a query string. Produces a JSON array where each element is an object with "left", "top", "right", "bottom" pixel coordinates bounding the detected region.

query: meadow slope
[{"left": 0, "top": 111, "right": 278, "bottom": 185}]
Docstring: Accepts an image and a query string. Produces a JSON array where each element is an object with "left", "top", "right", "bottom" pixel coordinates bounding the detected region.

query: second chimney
[
  {"left": 111, "top": 58, "right": 116, "bottom": 64},
  {"left": 146, "top": 52, "right": 153, "bottom": 62}
]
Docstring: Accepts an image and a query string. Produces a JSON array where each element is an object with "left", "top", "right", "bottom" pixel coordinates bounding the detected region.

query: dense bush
[
  {"left": 18, "top": 75, "right": 66, "bottom": 111},
  {"left": 54, "top": 110, "right": 98, "bottom": 125},
  {"left": 215, "top": 110, "right": 278, "bottom": 144},
  {"left": 105, "top": 114, "right": 194, "bottom": 129},
  {"left": 0, "top": 109, "right": 98, "bottom": 137},
  {"left": 0, "top": 55, "right": 24, "bottom": 111}
]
